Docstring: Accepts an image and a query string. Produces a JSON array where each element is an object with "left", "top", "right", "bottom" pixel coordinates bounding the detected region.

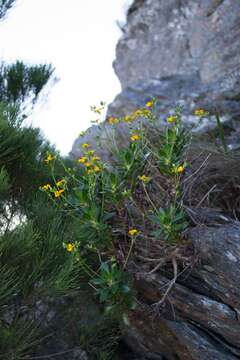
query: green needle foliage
[
  {"left": 0, "top": 0, "right": 15, "bottom": 19},
  {"left": 0, "top": 318, "right": 41, "bottom": 360},
  {"left": 0, "top": 102, "right": 82, "bottom": 357},
  {"left": 0, "top": 61, "right": 54, "bottom": 104},
  {"left": 0, "top": 6, "right": 82, "bottom": 358}
]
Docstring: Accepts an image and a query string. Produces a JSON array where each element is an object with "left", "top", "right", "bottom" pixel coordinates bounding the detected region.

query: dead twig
[{"left": 152, "top": 257, "right": 178, "bottom": 309}]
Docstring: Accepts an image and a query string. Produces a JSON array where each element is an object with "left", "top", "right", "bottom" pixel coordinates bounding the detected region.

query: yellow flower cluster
[
  {"left": 90, "top": 103, "right": 105, "bottom": 115},
  {"left": 78, "top": 145, "right": 102, "bottom": 174},
  {"left": 78, "top": 156, "right": 87, "bottom": 164},
  {"left": 106, "top": 100, "right": 155, "bottom": 126},
  {"left": 194, "top": 109, "right": 209, "bottom": 117},
  {"left": 108, "top": 116, "right": 119, "bottom": 125},
  {"left": 40, "top": 178, "right": 66, "bottom": 199},
  {"left": 126, "top": 108, "right": 151, "bottom": 123},
  {"left": 133, "top": 109, "right": 151, "bottom": 119}
]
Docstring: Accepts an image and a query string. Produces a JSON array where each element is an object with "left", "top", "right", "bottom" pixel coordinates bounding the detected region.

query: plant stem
[
  {"left": 215, "top": 110, "right": 227, "bottom": 154},
  {"left": 123, "top": 236, "right": 135, "bottom": 269}
]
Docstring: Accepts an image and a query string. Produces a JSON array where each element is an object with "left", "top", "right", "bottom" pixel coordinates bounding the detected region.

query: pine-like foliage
[
  {"left": 0, "top": 61, "right": 54, "bottom": 104},
  {"left": 0, "top": 104, "right": 83, "bottom": 358},
  {"left": 0, "top": 6, "right": 82, "bottom": 359},
  {"left": 0, "top": 0, "right": 15, "bottom": 19}
]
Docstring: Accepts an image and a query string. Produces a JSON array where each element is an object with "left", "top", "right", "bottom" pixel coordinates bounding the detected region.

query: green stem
[
  {"left": 123, "top": 236, "right": 135, "bottom": 269},
  {"left": 215, "top": 111, "right": 227, "bottom": 154}
]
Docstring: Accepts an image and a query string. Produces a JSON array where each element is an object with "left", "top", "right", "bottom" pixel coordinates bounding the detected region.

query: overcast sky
[{"left": 0, "top": 0, "right": 132, "bottom": 154}]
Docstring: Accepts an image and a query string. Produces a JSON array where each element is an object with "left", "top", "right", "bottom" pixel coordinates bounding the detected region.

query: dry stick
[
  {"left": 184, "top": 206, "right": 203, "bottom": 226},
  {"left": 147, "top": 248, "right": 181, "bottom": 275},
  {"left": 20, "top": 348, "right": 76, "bottom": 359},
  {"left": 147, "top": 259, "right": 166, "bottom": 274},
  {"left": 196, "top": 184, "right": 217, "bottom": 208},
  {"left": 152, "top": 257, "right": 178, "bottom": 308},
  {"left": 123, "top": 236, "right": 136, "bottom": 269},
  {"left": 182, "top": 154, "right": 211, "bottom": 184},
  {"left": 136, "top": 255, "right": 167, "bottom": 263},
  {"left": 148, "top": 260, "right": 194, "bottom": 297},
  {"left": 143, "top": 183, "right": 158, "bottom": 212},
  {"left": 181, "top": 156, "right": 210, "bottom": 206}
]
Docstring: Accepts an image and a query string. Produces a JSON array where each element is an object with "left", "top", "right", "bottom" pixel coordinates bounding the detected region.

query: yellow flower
[
  {"left": 87, "top": 169, "right": 94, "bottom": 174},
  {"left": 142, "top": 109, "right": 151, "bottom": 117},
  {"left": 41, "top": 184, "right": 51, "bottom": 191},
  {"left": 128, "top": 229, "right": 140, "bottom": 237},
  {"left": 93, "top": 165, "right": 101, "bottom": 172},
  {"left": 56, "top": 179, "right": 66, "bottom": 187},
  {"left": 44, "top": 154, "right": 54, "bottom": 163},
  {"left": 78, "top": 156, "right": 87, "bottom": 163},
  {"left": 92, "top": 156, "right": 100, "bottom": 162},
  {"left": 172, "top": 164, "right": 185, "bottom": 174},
  {"left": 133, "top": 109, "right": 142, "bottom": 118},
  {"left": 133, "top": 109, "right": 151, "bottom": 119},
  {"left": 87, "top": 150, "right": 95, "bottom": 156},
  {"left": 194, "top": 108, "right": 209, "bottom": 117},
  {"left": 108, "top": 116, "right": 119, "bottom": 125},
  {"left": 54, "top": 189, "right": 65, "bottom": 198},
  {"left": 146, "top": 100, "right": 154, "bottom": 108},
  {"left": 176, "top": 165, "right": 185, "bottom": 173},
  {"left": 90, "top": 104, "right": 105, "bottom": 115},
  {"left": 138, "top": 175, "right": 151, "bottom": 183},
  {"left": 167, "top": 115, "right": 178, "bottom": 123},
  {"left": 82, "top": 143, "right": 90, "bottom": 149},
  {"left": 124, "top": 115, "right": 133, "bottom": 123},
  {"left": 130, "top": 134, "right": 140, "bottom": 141},
  {"left": 66, "top": 243, "right": 75, "bottom": 252},
  {"left": 85, "top": 162, "right": 92, "bottom": 168}
]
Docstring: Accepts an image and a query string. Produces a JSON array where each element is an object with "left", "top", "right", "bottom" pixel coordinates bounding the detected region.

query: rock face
[
  {"left": 125, "top": 222, "right": 240, "bottom": 359},
  {"left": 71, "top": 0, "right": 240, "bottom": 158},
  {"left": 110, "top": 0, "right": 240, "bottom": 119},
  {"left": 114, "top": 0, "right": 240, "bottom": 89}
]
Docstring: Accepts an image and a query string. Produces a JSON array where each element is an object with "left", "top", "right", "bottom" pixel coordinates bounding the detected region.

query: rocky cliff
[
  {"left": 71, "top": 1, "right": 240, "bottom": 359},
  {"left": 72, "top": 0, "right": 240, "bottom": 158},
  {"left": 110, "top": 0, "right": 240, "bottom": 119}
]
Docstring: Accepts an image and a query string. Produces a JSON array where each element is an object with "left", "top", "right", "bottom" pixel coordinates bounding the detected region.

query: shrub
[{"left": 45, "top": 101, "right": 192, "bottom": 319}]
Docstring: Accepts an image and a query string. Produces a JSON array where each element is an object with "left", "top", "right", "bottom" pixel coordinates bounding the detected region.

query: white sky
[{"left": 0, "top": 0, "right": 132, "bottom": 154}]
